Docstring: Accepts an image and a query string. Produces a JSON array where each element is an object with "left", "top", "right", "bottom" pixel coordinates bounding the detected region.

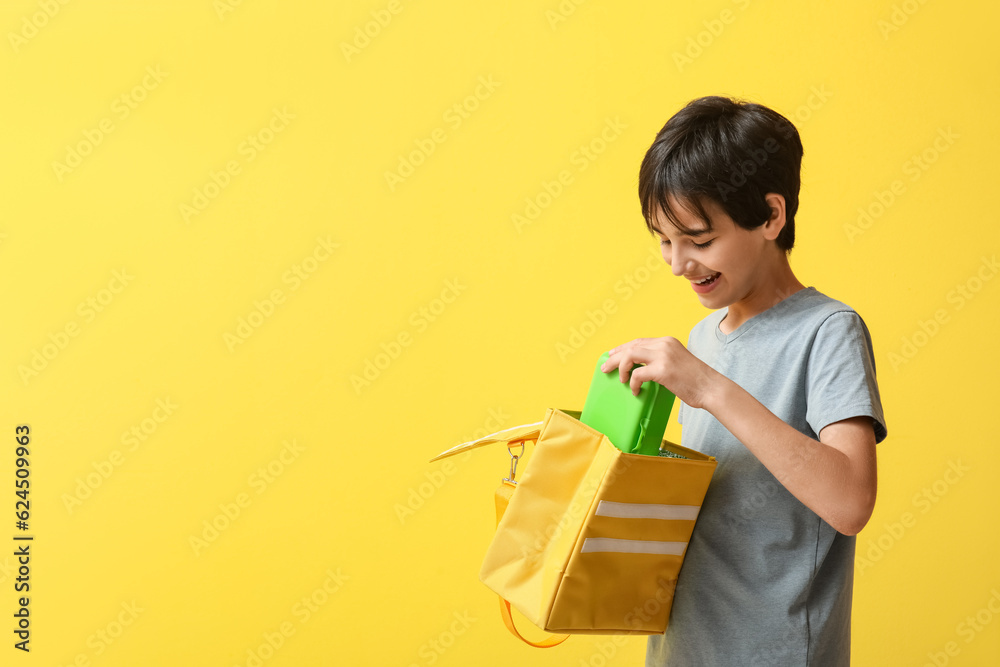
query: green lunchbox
[{"left": 579, "top": 351, "right": 676, "bottom": 456}]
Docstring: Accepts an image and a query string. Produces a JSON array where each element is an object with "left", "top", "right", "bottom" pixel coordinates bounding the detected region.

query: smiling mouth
[{"left": 692, "top": 272, "right": 720, "bottom": 286}]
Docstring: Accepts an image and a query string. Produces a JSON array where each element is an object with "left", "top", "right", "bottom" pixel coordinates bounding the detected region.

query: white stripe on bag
[
  {"left": 596, "top": 500, "right": 700, "bottom": 521},
  {"left": 581, "top": 538, "right": 687, "bottom": 555}
]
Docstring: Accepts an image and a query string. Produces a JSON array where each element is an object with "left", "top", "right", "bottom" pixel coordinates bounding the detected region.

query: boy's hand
[{"left": 600, "top": 337, "right": 720, "bottom": 410}]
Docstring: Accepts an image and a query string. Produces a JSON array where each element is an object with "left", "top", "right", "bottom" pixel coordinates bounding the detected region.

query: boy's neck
[{"left": 719, "top": 253, "right": 805, "bottom": 335}]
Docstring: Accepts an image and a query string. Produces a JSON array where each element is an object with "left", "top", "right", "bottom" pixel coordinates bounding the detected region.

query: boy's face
[{"left": 651, "top": 195, "right": 775, "bottom": 311}]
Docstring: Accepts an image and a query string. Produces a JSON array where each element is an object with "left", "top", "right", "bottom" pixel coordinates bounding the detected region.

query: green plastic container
[{"left": 579, "top": 351, "right": 676, "bottom": 456}]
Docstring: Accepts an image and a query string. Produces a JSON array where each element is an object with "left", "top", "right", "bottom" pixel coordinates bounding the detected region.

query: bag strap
[{"left": 493, "top": 480, "right": 569, "bottom": 648}]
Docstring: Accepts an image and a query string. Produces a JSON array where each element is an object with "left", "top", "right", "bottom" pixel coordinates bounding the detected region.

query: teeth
[{"left": 695, "top": 273, "right": 718, "bottom": 285}]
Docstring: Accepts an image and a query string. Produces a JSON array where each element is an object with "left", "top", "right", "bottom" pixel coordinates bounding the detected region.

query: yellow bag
[{"left": 432, "top": 407, "right": 716, "bottom": 646}]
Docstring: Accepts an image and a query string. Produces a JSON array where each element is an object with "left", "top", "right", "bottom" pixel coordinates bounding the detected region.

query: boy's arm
[
  {"left": 706, "top": 374, "right": 877, "bottom": 536},
  {"left": 602, "top": 337, "right": 878, "bottom": 536}
]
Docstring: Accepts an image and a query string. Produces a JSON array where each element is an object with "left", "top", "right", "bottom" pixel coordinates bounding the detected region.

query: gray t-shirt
[{"left": 646, "top": 286, "right": 887, "bottom": 667}]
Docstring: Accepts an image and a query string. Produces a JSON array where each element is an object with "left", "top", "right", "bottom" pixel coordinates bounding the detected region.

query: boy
[{"left": 600, "top": 96, "right": 887, "bottom": 666}]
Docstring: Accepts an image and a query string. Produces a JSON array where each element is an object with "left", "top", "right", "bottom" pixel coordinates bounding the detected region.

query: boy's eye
[{"left": 659, "top": 238, "right": 713, "bottom": 249}]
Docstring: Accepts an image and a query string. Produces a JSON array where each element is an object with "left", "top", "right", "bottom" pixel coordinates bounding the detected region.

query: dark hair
[{"left": 638, "top": 96, "right": 803, "bottom": 252}]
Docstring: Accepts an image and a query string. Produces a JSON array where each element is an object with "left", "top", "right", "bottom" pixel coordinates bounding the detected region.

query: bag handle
[
  {"left": 493, "top": 480, "right": 569, "bottom": 648},
  {"left": 428, "top": 409, "right": 582, "bottom": 463},
  {"left": 428, "top": 421, "right": 543, "bottom": 462}
]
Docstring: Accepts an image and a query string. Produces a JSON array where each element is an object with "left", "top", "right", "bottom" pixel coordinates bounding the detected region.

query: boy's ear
[{"left": 761, "top": 193, "right": 787, "bottom": 241}]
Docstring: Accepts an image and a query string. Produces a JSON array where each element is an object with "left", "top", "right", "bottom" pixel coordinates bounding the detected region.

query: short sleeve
[{"left": 805, "top": 311, "right": 887, "bottom": 443}]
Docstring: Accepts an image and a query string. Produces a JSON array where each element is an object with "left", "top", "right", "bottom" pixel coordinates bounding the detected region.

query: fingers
[
  {"left": 619, "top": 358, "right": 634, "bottom": 386},
  {"left": 601, "top": 341, "right": 633, "bottom": 372},
  {"left": 630, "top": 371, "right": 645, "bottom": 397},
  {"left": 611, "top": 347, "right": 648, "bottom": 386},
  {"left": 600, "top": 339, "right": 661, "bottom": 385},
  {"left": 606, "top": 337, "right": 653, "bottom": 357},
  {"left": 597, "top": 337, "right": 690, "bottom": 398}
]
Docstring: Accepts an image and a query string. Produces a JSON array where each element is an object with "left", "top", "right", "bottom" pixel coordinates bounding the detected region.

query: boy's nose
[{"left": 670, "top": 246, "right": 692, "bottom": 276}]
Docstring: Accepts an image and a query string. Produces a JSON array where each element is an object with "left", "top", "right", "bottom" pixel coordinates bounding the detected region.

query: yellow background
[{"left": 2, "top": 0, "right": 998, "bottom": 665}]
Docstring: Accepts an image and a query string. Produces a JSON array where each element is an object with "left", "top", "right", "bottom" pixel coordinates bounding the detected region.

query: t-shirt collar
[{"left": 714, "top": 286, "right": 815, "bottom": 343}]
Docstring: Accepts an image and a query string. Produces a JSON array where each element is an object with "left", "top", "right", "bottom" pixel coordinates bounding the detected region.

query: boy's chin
[
  {"left": 695, "top": 295, "right": 729, "bottom": 310},
  {"left": 692, "top": 282, "right": 729, "bottom": 309}
]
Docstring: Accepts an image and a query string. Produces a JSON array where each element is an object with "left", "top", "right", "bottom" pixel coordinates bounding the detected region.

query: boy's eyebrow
[
  {"left": 656, "top": 226, "right": 711, "bottom": 238},
  {"left": 678, "top": 228, "right": 711, "bottom": 237}
]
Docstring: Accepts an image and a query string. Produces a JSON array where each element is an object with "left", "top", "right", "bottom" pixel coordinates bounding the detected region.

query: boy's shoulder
[{"left": 780, "top": 286, "right": 861, "bottom": 321}]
